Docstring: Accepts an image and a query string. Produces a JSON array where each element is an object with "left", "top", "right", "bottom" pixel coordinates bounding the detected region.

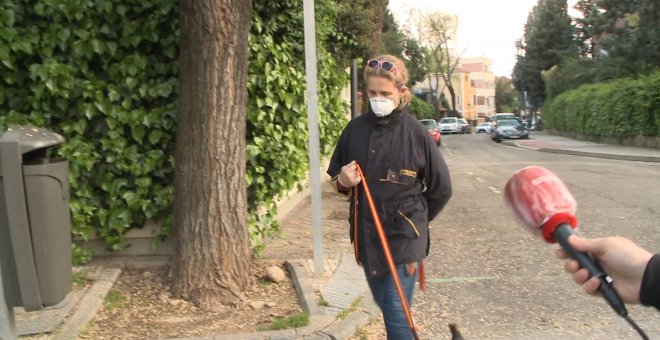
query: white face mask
[{"left": 369, "top": 96, "right": 397, "bottom": 117}]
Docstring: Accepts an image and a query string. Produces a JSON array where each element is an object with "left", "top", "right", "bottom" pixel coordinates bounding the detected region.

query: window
[
  {"left": 456, "top": 95, "right": 461, "bottom": 106},
  {"left": 473, "top": 95, "right": 477, "bottom": 105},
  {"left": 477, "top": 96, "right": 486, "bottom": 105}
]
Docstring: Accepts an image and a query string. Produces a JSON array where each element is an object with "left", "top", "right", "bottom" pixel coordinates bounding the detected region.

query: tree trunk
[
  {"left": 172, "top": 0, "right": 253, "bottom": 310},
  {"left": 447, "top": 84, "right": 457, "bottom": 112}
]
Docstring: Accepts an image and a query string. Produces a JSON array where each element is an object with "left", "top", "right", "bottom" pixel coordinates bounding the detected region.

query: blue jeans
[{"left": 365, "top": 263, "right": 418, "bottom": 340}]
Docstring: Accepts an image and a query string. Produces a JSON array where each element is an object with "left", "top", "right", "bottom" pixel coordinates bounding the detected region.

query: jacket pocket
[
  {"left": 380, "top": 168, "right": 416, "bottom": 185},
  {"left": 397, "top": 210, "right": 420, "bottom": 238}
]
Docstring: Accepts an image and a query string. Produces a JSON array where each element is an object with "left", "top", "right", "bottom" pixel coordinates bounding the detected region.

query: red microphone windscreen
[{"left": 504, "top": 166, "right": 578, "bottom": 243}]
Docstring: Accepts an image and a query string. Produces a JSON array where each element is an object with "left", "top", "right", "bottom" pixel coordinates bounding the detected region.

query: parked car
[
  {"left": 476, "top": 122, "right": 492, "bottom": 134},
  {"left": 491, "top": 113, "right": 516, "bottom": 129},
  {"left": 491, "top": 118, "right": 529, "bottom": 142},
  {"left": 458, "top": 118, "right": 470, "bottom": 134},
  {"left": 439, "top": 117, "right": 460, "bottom": 134},
  {"left": 419, "top": 119, "right": 442, "bottom": 146}
]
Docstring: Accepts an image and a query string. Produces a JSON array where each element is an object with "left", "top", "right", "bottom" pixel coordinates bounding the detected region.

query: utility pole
[{"left": 303, "top": 0, "right": 324, "bottom": 277}]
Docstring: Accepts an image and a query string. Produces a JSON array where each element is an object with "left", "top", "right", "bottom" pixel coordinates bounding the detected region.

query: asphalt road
[{"left": 417, "top": 132, "right": 660, "bottom": 339}]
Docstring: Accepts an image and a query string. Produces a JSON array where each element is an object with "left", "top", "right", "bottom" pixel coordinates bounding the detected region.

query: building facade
[{"left": 414, "top": 56, "right": 496, "bottom": 123}]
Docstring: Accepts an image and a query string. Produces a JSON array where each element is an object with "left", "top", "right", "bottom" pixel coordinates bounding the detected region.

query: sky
[{"left": 388, "top": 0, "right": 579, "bottom": 77}]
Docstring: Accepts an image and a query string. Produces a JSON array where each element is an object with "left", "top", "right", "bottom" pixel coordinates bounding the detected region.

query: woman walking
[{"left": 327, "top": 55, "right": 452, "bottom": 339}]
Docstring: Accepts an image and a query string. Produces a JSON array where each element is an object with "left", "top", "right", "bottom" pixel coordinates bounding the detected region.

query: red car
[{"left": 419, "top": 119, "right": 442, "bottom": 146}]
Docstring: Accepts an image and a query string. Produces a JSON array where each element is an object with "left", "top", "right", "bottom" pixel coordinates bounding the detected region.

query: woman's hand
[{"left": 338, "top": 161, "right": 361, "bottom": 188}]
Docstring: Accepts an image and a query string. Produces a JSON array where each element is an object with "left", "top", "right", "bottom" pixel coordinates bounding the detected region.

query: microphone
[{"left": 503, "top": 166, "right": 628, "bottom": 315}]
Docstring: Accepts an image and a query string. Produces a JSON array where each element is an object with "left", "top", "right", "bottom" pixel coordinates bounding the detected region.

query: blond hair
[{"left": 364, "top": 54, "right": 412, "bottom": 109}]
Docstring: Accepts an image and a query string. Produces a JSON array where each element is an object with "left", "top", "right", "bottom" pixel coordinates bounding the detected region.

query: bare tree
[
  {"left": 172, "top": 0, "right": 253, "bottom": 309},
  {"left": 406, "top": 10, "right": 465, "bottom": 116}
]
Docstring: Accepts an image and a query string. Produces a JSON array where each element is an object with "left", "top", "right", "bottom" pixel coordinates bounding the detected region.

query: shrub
[{"left": 544, "top": 70, "right": 660, "bottom": 138}]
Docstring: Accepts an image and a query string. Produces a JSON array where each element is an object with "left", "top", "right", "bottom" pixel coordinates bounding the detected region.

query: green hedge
[
  {"left": 0, "top": 0, "right": 348, "bottom": 262},
  {"left": 544, "top": 71, "right": 660, "bottom": 138},
  {"left": 409, "top": 96, "right": 435, "bottom": 120}
]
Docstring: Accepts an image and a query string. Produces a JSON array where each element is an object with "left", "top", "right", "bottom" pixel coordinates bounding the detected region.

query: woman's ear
[{"left": 398, "top": 86, "right": 409, "bottom": 106}]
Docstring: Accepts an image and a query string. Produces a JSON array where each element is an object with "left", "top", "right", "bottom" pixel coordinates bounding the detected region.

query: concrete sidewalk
[{"left": 502, "top": 132, "right": 660, "bottom": 162}]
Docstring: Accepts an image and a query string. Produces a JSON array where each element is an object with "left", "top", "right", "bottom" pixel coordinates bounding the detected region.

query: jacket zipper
[{"left": 397, "top": 210, "right": 420, "bottom": 238}]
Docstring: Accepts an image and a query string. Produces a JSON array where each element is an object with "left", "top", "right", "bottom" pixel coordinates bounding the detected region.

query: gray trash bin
[{"left": 0, "top": 126, "right": 72, "bottom": 311}]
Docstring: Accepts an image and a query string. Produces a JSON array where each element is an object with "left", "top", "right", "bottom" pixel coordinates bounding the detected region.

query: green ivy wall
[{"left": 0, "top": 0, "right": 348, "bottom": 262}]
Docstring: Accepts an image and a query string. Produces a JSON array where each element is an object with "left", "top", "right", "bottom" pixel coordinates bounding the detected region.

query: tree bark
[{"left": 172, "top": 0, "right": 253, "bottom": 310}]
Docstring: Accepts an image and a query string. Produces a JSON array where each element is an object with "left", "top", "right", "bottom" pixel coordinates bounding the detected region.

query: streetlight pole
[{"left": 303, "top": 0, "right": 324, "bottom": 277}]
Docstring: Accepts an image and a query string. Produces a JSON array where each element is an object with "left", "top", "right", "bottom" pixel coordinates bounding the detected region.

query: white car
[
  {"left": 476, "top": 122, "right": 492, "bottom": 134},
  {"left": 438, "top": 117, "right": 460, "bottom": 134}
]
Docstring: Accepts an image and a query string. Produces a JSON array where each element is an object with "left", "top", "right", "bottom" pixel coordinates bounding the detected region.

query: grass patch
[
  {"left": 336, "top": 296, "right": 362, "bottom": 320},
  {"left": 354, "top": 326, "right": 368, "bottom": 340},
  {"left": 72, "top": 272, "right": 91, "bottom": 288},
  {"left": 104, "top": 288, "right": 127, "bottom": 311},
  {"left": 317, "top": 297, "right": 329, "bottom": 307},
  {"left": 78, "top": 319, "right": 96, "bottom": 338},
  {"left": 258, "top": 279, "right": 273, "bottom": 287},
  {"left": 258, "top": 311, "right": 310, "bottom": 331}
]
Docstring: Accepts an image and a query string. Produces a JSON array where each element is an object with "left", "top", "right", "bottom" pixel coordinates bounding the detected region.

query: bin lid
[{"left": 0, "top": 126, "right": 65, "bottom": 154}]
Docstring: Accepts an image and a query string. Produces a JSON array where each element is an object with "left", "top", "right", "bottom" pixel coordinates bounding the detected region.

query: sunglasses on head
[{"left": 367, "top": 59, "right": 397, "bottom": 72}]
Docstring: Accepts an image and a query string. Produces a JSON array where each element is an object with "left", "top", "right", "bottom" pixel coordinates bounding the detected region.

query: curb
[
  {"left": 501, "top": 140, "right": 660, "bottom": 163},
  {"left": 538, "top": 147, "right": 660, "bottom": 163},
  {"left": 53, "top": 267, "right": 122, "bottom": 340},
  {"left": 291, "top": 258, "right": 380, "bottom": 340},
  {"left": 314, "top": 292, "right": 380, "bottom": 340}
]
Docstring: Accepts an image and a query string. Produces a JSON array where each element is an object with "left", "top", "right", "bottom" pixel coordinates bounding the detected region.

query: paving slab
[{"left": 319, "top": 253, "right": 369, "bottom": 316}]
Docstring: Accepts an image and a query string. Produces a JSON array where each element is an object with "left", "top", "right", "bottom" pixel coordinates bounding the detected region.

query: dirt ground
[
  {"left": 82, "top": 260, "right": 302, "bottom": 340},
  {"left": 79, "top": 181, "right": 355, "bottom": 339}
]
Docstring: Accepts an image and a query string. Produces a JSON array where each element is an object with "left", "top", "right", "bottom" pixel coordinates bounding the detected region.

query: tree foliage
[
  {"left": 407, "top": 10, "right": 463, "bottom": 114},
  {"left": 378, "top": 10, "right": 426, "bottom": 86},
  {"left": 333, "top": 0, "right": 388, "bottom": 62},
  {"left": 512, "top": 0, "right": 577, "bottom": 112},
  {"left": 495, "top": 77, "right": 518, "bottom": 113},
  {"left": 577, "top": 0, "right": 660, "bottom": 73}
]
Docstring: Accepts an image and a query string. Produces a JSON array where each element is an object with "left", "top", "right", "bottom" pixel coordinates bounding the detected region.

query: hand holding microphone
[
  {"left": 556, "top": 236, "right": 653, "bottom": 304},
  {"left": 504, "top": 166, "right": 649, "bottom": 339}
]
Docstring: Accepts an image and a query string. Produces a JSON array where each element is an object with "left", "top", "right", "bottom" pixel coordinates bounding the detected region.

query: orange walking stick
[{"left": 354, "top": 163, "right": 420, "bottom": 340}]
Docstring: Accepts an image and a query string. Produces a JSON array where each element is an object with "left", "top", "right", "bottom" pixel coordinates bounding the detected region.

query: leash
[{"left": 353, "top": 163, "right": 421, "bottom": 340}]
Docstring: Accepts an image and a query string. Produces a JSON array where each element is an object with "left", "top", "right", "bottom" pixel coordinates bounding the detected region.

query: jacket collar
[{"left": 367, "top": 105, "right": 409, "bottom": 126}]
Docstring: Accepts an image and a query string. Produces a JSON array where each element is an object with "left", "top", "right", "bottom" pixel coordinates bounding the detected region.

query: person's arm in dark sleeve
[
  {"left": 640, "top": 254, "right": 660, "bottom": 310},
  {"left": 327, "top": 128, "right": 350, "bottom": 195},
  {"left": 422, "top": 134, "right": 452, "bottom": 221}
]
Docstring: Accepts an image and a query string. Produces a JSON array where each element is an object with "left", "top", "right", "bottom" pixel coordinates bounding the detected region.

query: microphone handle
[{"left": 553, "top": 224, "right": 628, "bottom": 316}]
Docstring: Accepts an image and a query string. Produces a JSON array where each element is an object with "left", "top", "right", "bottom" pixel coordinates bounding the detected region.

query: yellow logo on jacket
[{"left": 400, "top": 169, "right": 417, "bottom": 178}]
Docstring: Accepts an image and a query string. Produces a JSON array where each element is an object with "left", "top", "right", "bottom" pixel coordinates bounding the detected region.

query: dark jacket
[
  {"left": 640, "top": 254, "right": 660, "bottom": 310},
  {"left": 327, "top": 105, "right": 452, "bottom": 277}
]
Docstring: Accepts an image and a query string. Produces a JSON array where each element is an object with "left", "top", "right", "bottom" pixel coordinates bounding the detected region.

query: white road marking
[
  {"left": 475, "top": 177, "right": 484, "bottom": 183},
  {"left": 466, "top": 172, "right": 474, "bottom": 176},
  {"left": 488, "top": 186, "right": 501, "bottom": 194}
]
